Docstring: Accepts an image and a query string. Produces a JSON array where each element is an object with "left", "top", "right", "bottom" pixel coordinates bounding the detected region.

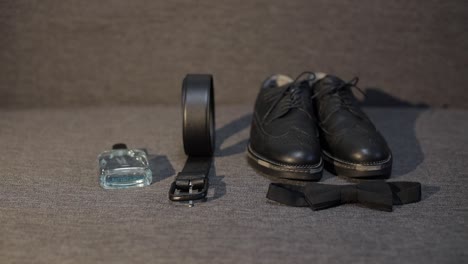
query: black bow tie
[{"left": 267, "top": 181, "right": 421, "bottom": 211}]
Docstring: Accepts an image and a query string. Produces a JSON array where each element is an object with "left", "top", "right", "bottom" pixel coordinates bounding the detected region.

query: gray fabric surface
[
  {"left": 1, "top": 0, "right": 467, "bottom": 109},
  {"left": 0, "top": 105, "right": 467, "bottom": 263}
]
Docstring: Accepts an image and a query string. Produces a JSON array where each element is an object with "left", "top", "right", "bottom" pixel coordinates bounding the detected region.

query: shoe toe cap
[
  {"left": 273, "top": 146, "right": 322, "bottom": 166},
  {"left": 336, "top": 134, "right": 391, "bottom": 164},
  {"left": 349, "top": 145, "right": 390, "bottom": 163}
]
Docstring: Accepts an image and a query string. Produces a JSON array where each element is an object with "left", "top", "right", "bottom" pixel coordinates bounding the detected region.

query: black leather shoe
[
  {"left": 312, "top": 75, "right": 392, "bottom": 178},
  {"left": 247, "top": 73, "right": 323, "bottom": 181}
]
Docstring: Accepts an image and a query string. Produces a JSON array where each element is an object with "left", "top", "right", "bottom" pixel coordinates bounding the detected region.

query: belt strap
[{"left": 169, "top": 74, "right": 215, "bottom": 203}]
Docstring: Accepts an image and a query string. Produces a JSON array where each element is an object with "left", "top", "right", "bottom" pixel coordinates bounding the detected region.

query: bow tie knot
[{"left": 340, "top": 185, "right": 358, "bottom": 203}]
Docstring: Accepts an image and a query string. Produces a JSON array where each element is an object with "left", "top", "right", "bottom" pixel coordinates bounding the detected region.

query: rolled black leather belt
[{"left": 169, "top": 74, "right": 215, "bottom": 203}]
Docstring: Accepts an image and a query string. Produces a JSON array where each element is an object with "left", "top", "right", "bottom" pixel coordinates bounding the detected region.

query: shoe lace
[
  {"left": 262, "top": 71, "right": 316, "bottom": 124},
  {"left": 311, "top": 77, "right": 367, "bottom": 121}
]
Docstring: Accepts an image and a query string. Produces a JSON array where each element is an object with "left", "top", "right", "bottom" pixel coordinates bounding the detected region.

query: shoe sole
[
  {"left": 322, "top": 150, "right": 392, "bottom": 179},
  {"left": 247, "top": 145, "right": 323, "bottom": 181}
]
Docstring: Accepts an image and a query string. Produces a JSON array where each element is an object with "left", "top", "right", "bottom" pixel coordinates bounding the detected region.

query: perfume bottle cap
[{"left": 112, "top": 143, "right": 128, "bottom": 150}]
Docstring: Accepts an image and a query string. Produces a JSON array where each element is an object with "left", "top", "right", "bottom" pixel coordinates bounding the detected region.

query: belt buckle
[{"left": 168, "top": 174, "right": 209, "bottom": 202}]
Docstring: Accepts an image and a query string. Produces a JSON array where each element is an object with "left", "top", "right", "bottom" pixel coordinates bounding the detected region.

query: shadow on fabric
[
  {"left": 147, "top": 153, "right": 175, "bottom": 184},
  {"left": 215, "top": 113, "right": 252, "bottom": 157},
  {"left": 207, "top": 165, "right": 226, "bottom": 201},
  {"left": 361, "top": 88, "right": 428, "bottom": 178},
  {"left": 201, "top": 113, "right": 252, "bottom": 200}
]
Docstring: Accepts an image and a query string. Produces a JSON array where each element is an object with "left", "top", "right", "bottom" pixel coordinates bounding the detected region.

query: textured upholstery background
[
  {"left": 1, "top": 0, "right": 467, "bottom": 108},
  {"left": 1, "top": 1, "right": 467, "bottom": 263},
  {"left": 0, "top": 105, "right": 467, "bottom": 263}
]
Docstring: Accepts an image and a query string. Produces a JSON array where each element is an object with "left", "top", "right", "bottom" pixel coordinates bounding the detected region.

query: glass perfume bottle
[{"left": 98, "top": 144, "right": 152, "bottom": 189}]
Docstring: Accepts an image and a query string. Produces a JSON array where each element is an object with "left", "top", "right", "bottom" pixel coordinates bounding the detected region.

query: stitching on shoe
[
  {"left": 254, "top": 113, "right": 289, "bottom": 138},
  {"left": 248, "top": 145, "right": 323, "bottom": 170},
  {"left": 322, "top": 150, "right": 392, "bottom": 166},
  {"left": 248, "top": 152, "right": 322, "bottom": 173}
]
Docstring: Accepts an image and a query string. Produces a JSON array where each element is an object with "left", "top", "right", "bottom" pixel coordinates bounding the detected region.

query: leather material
[
  {"left": 169, "top": 74, "right": 214, "bottom": 202},
  {"left": 249, "top": 75, "right": 321, "bottom": 167},
  {"left": 313, "top": 75, "right": 392, "bottom": 165},
  {"left": 181, "top": 74, "right": 215, "bottom": 156}
]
